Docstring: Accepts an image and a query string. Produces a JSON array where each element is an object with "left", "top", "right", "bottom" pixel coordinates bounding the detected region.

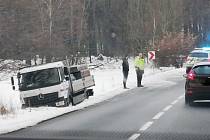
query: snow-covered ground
[{"left": 0, "top": 58, "right": 185, "bottom": 134}]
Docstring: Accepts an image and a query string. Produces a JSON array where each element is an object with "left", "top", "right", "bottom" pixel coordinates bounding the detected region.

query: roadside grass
[{"left": 0, "top": 106, "right": 9, "bottom": 115}]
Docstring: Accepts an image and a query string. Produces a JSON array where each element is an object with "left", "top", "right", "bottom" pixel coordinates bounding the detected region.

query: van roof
[
  {"left": 19, "top": 61, "right": 88, "bottom": 74},
  {"left": 19, "top": 61, "right": 65, "bottom": 74}
]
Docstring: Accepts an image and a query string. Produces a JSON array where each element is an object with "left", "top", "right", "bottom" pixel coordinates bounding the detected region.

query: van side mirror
[
  {"left": 17, "top": 72, "right": 21, "bottom": 79},
  {"left": 11, "top": 77, "right": 15, "bottom": 90}
]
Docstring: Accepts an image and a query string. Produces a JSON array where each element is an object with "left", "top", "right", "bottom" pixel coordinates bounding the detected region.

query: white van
[{"left": 11, "top": 61, "right": 95, "bottom": 107}]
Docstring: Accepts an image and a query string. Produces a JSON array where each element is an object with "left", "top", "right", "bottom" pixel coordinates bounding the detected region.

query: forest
[{"left": 0, "top": 0, "right": 209, "bottom": 65}]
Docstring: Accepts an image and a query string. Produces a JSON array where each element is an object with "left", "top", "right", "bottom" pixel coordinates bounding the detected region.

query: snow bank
[
  {"left": 0, "top": 80, "right": 21, "bottom": 115},
  {"left": 0, "top": 60, "right": 24, "bottom": 115}
]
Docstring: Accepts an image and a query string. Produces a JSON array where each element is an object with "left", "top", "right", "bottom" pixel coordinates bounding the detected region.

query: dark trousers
[
  {"left": 123, "top": 71, "right": 129, "bottom": 88},
  {"left": 136, "top": 69, "right": 143, "bottom": 87}
]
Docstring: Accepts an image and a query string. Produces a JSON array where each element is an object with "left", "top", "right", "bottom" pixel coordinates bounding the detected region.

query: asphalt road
[{"left": 2, "top": 73, "right": 210, "bottom": 140}]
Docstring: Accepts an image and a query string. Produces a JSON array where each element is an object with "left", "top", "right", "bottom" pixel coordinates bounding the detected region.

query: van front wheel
[{"left": 63, "top": 97, "right": 70, "bottom": 107}]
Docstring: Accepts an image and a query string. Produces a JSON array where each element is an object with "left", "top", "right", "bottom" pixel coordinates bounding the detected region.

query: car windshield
[
  {"left": 193, "top": 65, "right": 210, "bottom": 75},
  {"left": 189, "top": 52, "right": 208, "bottom": 58},
  {"left": 19, "top": 68, "right": 60, "bottom": 91}
]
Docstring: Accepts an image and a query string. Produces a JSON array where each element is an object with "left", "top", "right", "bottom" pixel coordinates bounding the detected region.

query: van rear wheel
[{"left": 85, "top": 90, "right": 89, "bottom": 99}]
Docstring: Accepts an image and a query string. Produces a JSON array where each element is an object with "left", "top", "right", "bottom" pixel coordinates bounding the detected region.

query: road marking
[
  {"left": 139, "top": 121, "right": 153, "bottom": 131},
  {"left": 178, "top": 95, "right": 184, "bottom": 100},
  {"left": 152, "top": 112, "right": 164, "bottom": 120},
  {"left": 171, "top": 100, "right": 178, "bottom": 105},
  {"left": 163, "top": 105, "right": 172, "bottom": 111},
  {"left": 128, "top": 95, "right": 182, "bottom": 140},
  {"left": 128, "top": 133, "right": 141, "bottom": 140}
]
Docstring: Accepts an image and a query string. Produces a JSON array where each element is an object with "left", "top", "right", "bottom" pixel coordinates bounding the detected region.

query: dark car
[{"left": 185, "top": 62, "right": 210, "bottom": 105}]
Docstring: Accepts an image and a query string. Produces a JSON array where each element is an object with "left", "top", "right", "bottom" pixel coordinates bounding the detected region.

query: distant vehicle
[
  {"left": 11, "top": 61, "right": 95, "bottom": 107},
  {"left": 185, "top": 49, "right": 210, "bottom": 73},
  {"left": 184, "top": 62, "right": 210, "bottom": 105},
  {"left": 194, "top": 47, "right": 210, "bottom": 51}
]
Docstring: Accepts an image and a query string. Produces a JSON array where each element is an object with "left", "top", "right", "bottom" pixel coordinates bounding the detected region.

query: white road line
[
  {"left": 139, "top": 121, "right": 154, "bottom": 131},
  {"left": 152, "top": 112, "right": 165, "bottom": 120},
  {"left": 128, "top": 95, "right": 183, "bottom": 140},
  {"left": 163, "top": 105, "right": 173, "bottom": 112},
  {"left": 178, "top": 95, "right": 184, "bottom": 100},
  {"left": 128, "top": 133, "right": 141, "bottom": 140},
  {"left": 171, "top": 100, "right": 179, "bottom": 105}
]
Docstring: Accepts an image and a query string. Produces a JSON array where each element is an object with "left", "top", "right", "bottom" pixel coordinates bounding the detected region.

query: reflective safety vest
[{"left": 134, "top": 57, "right": 145, "bottom": 70}]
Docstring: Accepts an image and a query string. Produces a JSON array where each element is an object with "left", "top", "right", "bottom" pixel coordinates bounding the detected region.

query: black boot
[{"left": 123, "top": 82, "right": 126, "bottom": 89}]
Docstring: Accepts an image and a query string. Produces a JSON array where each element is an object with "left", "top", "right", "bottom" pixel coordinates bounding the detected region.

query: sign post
[{"left": 148, "top": 51, "right": 156, "bottom": 71}]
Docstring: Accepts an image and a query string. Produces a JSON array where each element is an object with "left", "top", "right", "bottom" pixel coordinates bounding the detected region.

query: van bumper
[{"left": 22, "top": 92, "right": 65, "bottom": 107}]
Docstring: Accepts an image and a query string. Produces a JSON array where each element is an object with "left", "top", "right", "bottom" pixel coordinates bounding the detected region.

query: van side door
[{"left": 58, "top": 67, "right": 70, "bottom": 99}]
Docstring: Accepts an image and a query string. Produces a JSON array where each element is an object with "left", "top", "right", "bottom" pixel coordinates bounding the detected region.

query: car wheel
[
  {"left": 185, "top": 95, "right": 193, "bottom": 106},
  {"left": 185, "top": 96, "right": 189, "bottom": 105},
  {"left": 188, "top": 99, "right": 193, "bottom": 106}
]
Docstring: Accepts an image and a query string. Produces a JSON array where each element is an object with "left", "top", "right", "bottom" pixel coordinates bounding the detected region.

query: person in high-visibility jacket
[{"left": 134, "top": 53, "right": 145, "bottom": 87}]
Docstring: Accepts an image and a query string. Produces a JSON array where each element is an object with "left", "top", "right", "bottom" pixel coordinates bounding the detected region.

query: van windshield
[{"left": 19, "top": 68, "right": 60, "bottom": 91}]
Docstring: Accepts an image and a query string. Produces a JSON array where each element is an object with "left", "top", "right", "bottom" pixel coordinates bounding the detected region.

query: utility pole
[
  {"left": 152, "top": 16, "right": 156, "bottom": 49},
  {"left": 88, "top": 0, "right": 96, "bottom": 63},
  {"left": 49, "top": 0, "right": 52, "bottom": 48}
]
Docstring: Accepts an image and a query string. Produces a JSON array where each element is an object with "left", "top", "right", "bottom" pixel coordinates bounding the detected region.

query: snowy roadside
[{"left": 0, "top": 60, "right": 185, "bottom": 134}]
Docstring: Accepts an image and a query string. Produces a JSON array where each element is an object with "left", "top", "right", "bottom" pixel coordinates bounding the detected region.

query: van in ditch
[{"left": 11, "top": 61, "right": 95, "bottom": 107}]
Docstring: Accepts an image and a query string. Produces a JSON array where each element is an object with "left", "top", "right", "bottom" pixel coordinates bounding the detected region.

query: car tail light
[{"left": 188, "top": 70, "right": 196, "bottom": 80}]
